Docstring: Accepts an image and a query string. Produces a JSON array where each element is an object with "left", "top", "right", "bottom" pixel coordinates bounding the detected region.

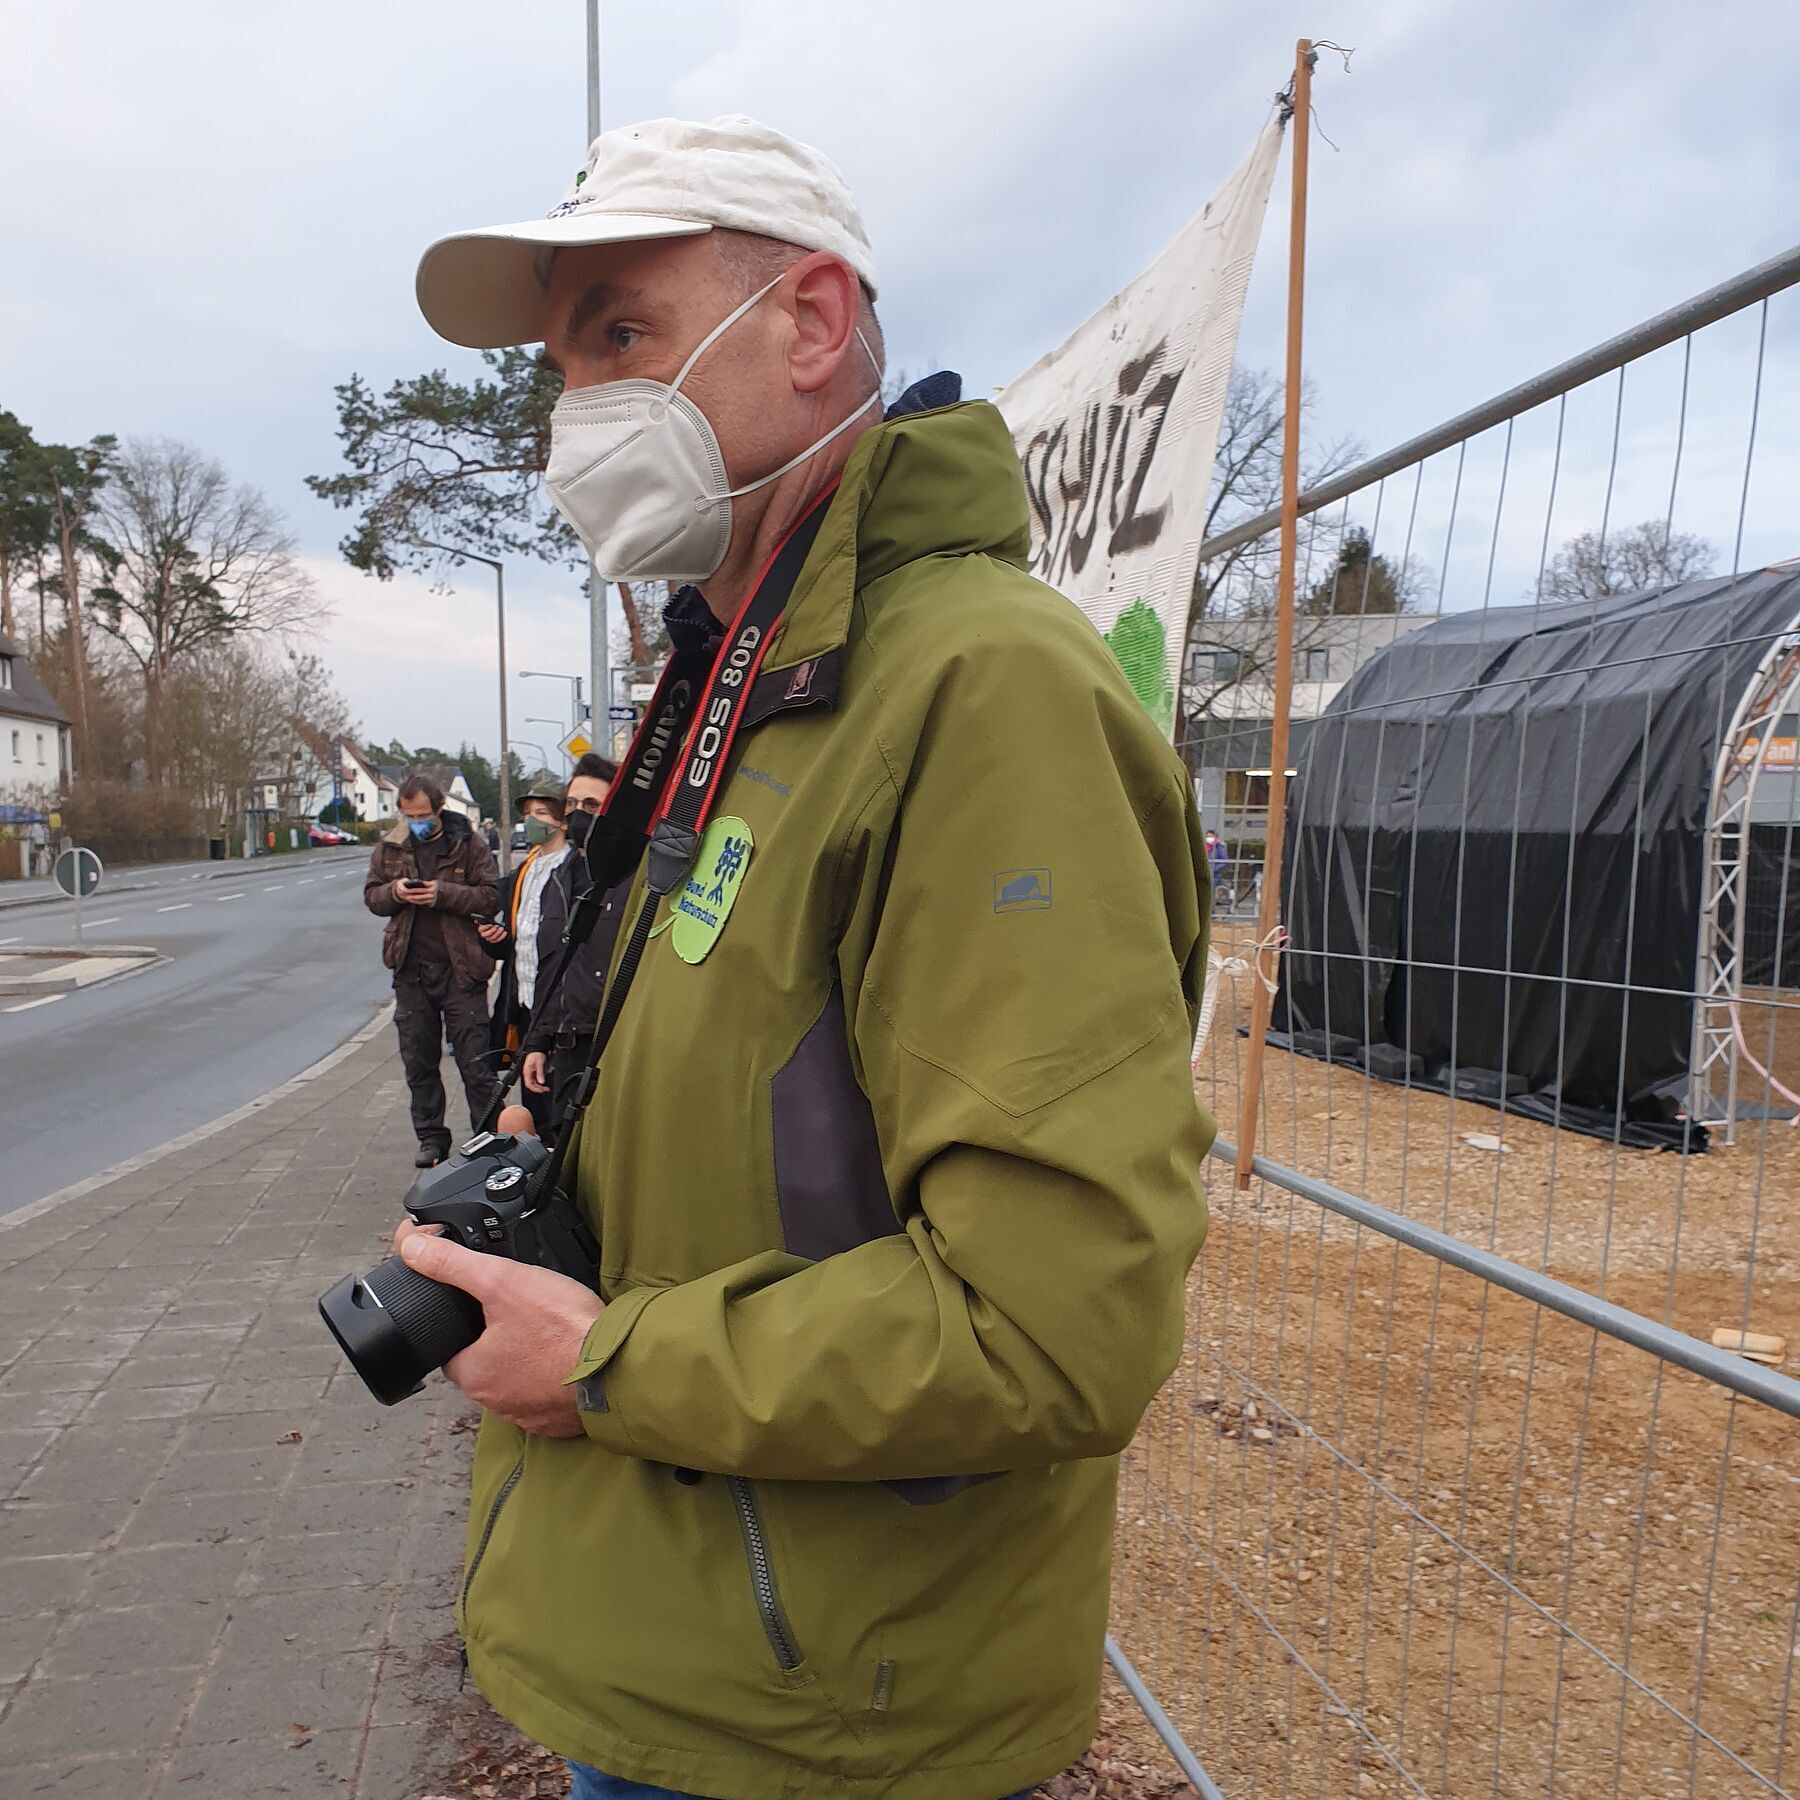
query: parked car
[{"left": 307, "top": 822, "right": 355, "bottom": 846}]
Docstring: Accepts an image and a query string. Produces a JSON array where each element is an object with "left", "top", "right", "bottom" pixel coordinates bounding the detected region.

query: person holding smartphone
[{"left": 364, "top": 772, "right": 501, "bottom": 1166}]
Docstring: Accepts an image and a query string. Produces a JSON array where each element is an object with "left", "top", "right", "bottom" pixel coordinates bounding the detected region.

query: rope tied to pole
[{"left": 1194, "top": 924, "right": 1288, "bottom": 1065}]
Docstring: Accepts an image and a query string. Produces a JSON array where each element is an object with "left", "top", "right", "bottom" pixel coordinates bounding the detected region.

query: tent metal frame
[{"left": 1691, "top": 613, "right": 1800, "bottom": 1141}]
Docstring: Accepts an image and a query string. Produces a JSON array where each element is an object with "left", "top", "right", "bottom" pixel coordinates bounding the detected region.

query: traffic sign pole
[{"left": 53, "top": 846, "right": 104, "bottom": 945}]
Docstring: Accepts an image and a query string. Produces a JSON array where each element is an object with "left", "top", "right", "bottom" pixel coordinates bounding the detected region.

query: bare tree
[
  {"left": 1184, "top": 369, "right": 1361, "bottom": 642},
  {"left": 22, "top": 433, "right": 116, "bottom": 761},
  {"left": 1177, "top": 370, "right": 1370, "bottom": 761},
  {"left": 163, "top": 643, "right": 353, "bottom": 823},
  {"left": 1538, "top": 520, "right": 1716, "bottom": 603},
  {"left": 90, "top": 440, "right": 319, "bottom": 783}
]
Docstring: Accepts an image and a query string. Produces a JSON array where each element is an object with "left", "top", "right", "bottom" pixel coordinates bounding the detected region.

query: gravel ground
[
  {"left": 1098, "top": 935, "right": 1800, "bottom": 1797},
  {"left": 414, "top": 1683, "right": 1196, "bottom": 1799}
]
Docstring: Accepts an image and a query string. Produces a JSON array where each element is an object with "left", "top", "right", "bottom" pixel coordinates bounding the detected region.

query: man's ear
[{"left": 784, "top": 252, "right": 863, "bottom": 396}]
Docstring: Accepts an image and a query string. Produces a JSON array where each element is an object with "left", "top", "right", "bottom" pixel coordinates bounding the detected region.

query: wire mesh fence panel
[{"left": 1113, "top": 251, "right": 1800, "bottom": 1798}]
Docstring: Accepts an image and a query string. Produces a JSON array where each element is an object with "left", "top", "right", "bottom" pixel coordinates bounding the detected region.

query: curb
[
  {"left": 0, "top": 945, "right": 168, "bottom": 1003},
  {"left": 0, "top": 847, "right": 367, "bottom": 913},
  {"left": 0, "top": 1000, "right": 397, "bottom": 1235}
]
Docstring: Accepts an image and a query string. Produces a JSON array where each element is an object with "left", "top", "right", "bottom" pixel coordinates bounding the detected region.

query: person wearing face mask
[
  {"left": 364, "top": 773, "right": 502, "bottom": 1167},
  {"left": 395, "top": 116, "right": 1212, "bottom": 1800},
  {"left": 479, "top": 783, "right": 574, "bottom": 1134},
  {"left": 516, "top": 753, "right": 624, "bottom": 1137}
]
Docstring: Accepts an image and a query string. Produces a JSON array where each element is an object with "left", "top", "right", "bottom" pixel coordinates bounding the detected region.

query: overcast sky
[{"left": 4, "top": 0, "right": 1797, "bottom": 758}]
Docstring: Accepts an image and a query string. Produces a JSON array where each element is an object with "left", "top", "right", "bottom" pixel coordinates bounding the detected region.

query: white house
[{"left": 0, "top": 632, "right": 73, "bottom": 805}]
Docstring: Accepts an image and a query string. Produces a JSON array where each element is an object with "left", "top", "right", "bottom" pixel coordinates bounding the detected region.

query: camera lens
[{"left": 318, "top": 1254, "right": 484, "bottom": 1406}]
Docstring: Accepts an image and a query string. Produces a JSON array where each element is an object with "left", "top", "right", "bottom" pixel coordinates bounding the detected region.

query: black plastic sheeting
[{"left": 1272, "top": 569, "right": 1800, "bottom": 1150}]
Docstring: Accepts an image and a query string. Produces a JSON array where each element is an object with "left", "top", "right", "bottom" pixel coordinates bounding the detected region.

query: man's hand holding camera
[{"left": 391, "top": 1219, "right": 603, "bottom": 1437}]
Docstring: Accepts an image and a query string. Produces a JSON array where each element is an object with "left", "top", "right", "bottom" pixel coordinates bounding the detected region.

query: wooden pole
[{"left": 1235, "top": 39, "right": 1313, "bottom": 1189}]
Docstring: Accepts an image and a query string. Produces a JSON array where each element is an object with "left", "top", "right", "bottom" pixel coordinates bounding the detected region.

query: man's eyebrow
[{"left": 562, "top": 279, "right": 646, "bottom": 348}]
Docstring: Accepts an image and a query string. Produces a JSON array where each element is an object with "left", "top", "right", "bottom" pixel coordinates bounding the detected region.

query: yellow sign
[{"left": 560, "top": 726, "right": 594, "bottom": 761}]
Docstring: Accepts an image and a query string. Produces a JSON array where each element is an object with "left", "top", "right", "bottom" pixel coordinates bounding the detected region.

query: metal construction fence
[{"left": 1109, "top": 243, "right": 1800, "bottom": 1797}]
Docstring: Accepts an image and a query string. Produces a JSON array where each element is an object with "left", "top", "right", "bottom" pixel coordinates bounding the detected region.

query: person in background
[
  {"left": 479, "top": 783, "right": 571, "bottom": 1135},
  {"left": 1204, "top": 827, "right": 1228, "bottom": 890},
  {"left": 482, "top": 816, "right": 502, "bottom": 855},
  {"left": 364, "top": 773, "right": 500, "bottom": 1167},
  {"left": 518, "top": 753, "right": 623, "bottom": 1136}
]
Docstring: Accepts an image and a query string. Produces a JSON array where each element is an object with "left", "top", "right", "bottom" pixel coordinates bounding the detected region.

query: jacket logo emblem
[
  {"left": 671, "top": 815, "right": 754, "bottom": 964},
  {"left": 994, "top": 868, "right": 1053, "bottom": 914}
]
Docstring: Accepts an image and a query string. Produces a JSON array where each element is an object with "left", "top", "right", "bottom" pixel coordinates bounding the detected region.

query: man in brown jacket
[{"left": 363, "top": 772, "right": 501, "bottom": 1165}]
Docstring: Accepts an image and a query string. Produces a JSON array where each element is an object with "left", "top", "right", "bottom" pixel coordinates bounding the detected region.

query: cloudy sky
[{"left": 4, "top": 0, "right": 1797, "bottom": 757}]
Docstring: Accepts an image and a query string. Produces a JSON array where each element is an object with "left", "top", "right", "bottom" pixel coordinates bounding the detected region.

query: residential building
[
  {"left": 1180, "top": 613, "right": 1430, "bottom": 839},
  {"left": 0, "top": 632, "right": 73, "bottom": 806},
  {"left": 290, "top": 732, "right": 394, "bottom": 823}
]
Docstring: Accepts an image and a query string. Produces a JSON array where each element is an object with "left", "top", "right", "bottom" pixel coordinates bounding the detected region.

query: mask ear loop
[
  {"left": 653, "top": 271, "right": 790, "bottom": 421},
  {"left": 709, "top": 330, "right": 885, "bottom": 508}
]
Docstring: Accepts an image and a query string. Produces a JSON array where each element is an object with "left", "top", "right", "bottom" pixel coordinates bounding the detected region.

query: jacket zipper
[
  {"left": 727, "top": 1476, "right": 805, "bottom": 1671},
  {"left": 460, "top": 1455, "right": 524, "bottom": 1619}
]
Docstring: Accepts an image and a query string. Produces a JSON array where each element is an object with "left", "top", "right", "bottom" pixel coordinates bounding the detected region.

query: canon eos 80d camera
[{"left": 319, "top": 1131, "right": 600, "bottom": 1405}]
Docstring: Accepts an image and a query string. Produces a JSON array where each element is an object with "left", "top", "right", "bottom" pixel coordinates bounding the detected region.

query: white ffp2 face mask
[{"left": 545, "top": 273, "right": 881, "bottom": 585}]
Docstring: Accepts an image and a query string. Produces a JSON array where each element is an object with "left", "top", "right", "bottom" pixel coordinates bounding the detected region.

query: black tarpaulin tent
[{"left": 1270, "top": 567, "right": 1800, "bottom": 1149}]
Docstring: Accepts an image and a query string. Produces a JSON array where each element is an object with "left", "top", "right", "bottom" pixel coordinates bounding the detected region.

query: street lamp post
[
  {"left": 521, "top": 669, "right": 584, "bottom": 736},
  {"left": 583, "top": 1, "right": 609, "bottom": 781},
  {"left": 509, "top": 739, "right": 553, "bottom": 782},
  {"left": 526, "top": 719, "right": 572, "bottom": 768},
  {"left": 419, "top": 543, "right": 510, "bottom": 871}
]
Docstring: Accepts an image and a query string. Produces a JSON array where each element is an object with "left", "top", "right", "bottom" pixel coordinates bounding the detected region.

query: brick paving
[{"left": 0, "top": 1017, "right": 484, "bottom": 1798}]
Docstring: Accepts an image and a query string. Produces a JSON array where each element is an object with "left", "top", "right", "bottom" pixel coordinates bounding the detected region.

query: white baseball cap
[{"left": 415, "top": 114, "right": 876, "bottom": 350}]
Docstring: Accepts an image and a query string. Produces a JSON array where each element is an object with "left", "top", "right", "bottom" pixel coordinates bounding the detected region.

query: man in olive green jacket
[{"left": 395, "top": 115, "right": 1213, "bottom": 1800}]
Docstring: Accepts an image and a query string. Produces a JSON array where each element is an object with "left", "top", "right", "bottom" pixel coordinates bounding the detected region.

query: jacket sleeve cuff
[{"left": 564, "top": 1286, "right": 661, "bottom": 1453}]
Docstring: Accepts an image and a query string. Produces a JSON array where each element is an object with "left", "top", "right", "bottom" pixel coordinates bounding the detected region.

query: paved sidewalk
[{"left": 0, "top": 1016, "right": 490, "bottom": 1798}]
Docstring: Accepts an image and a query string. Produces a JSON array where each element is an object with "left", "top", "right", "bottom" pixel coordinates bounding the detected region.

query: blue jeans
[{"left": 567, "top": 1766, "right": 1032, "bottom": 1800}]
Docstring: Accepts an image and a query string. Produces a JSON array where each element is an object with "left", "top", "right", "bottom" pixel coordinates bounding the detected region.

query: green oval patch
[{"left": 670, "top": 815, "right": 754, "bottom": 964}]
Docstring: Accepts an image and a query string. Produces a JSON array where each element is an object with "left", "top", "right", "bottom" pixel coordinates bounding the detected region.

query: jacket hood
[{"left": 768, "top": 400, "right": 1032, "bottom": 671}]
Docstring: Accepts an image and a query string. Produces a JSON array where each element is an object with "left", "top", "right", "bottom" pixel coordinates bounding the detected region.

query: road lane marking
[
  {"left": 157, "top": 903, "right": 192, "bottom": 913},
  {"left": 0, "top": 936, "right": 18, "bottom": 946},
  {"left": 84, "top": 917, "right": 119, "bottom": 928},
  {"left": 3, "top": 995, "right": 63, "bottom": 1014},
  {"left": 296, "top": 879, "right": 314, "bottom": 886},
  {"left": 215, "top": 893, "right": 244, "bottom": 903},
  {"left": 261, "top": 884, "right": 284, "bottom": 892}
]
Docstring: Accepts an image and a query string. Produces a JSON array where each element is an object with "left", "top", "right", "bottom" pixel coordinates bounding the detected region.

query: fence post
[{"left": 1235, "top": 37, "right": 1313, "bottom": 1190}]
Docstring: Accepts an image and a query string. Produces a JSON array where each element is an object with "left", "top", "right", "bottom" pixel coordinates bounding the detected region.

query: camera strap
[
  {"left": 481, "top": 592, "right": 726, "bottom": 1123},
  {"left": 527, "top": 485, "right": 836, "bottom": 1208}
]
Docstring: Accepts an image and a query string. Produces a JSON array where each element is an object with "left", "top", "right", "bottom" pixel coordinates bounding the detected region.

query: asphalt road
[{"left": 0, "top": 848, "right": 398, "bottom": 1216}]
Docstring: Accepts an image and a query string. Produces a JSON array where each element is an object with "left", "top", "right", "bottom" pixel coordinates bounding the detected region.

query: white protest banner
[{"left": 996, "top": 116, "right": 1284, "bottom": 736}]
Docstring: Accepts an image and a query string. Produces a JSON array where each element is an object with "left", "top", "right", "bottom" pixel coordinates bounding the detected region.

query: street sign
[
  {"left": 53, "top": 845, "right": 103, "bottom": 947},
  {"left": 628, "top": 681, "right": 656, "bottom": 703},
  {"left": 607, "top": 705, "right": 636, "bottom": 722},
  {"left": 53, "top": 846, "right": 102, "bottom": 899},
  {"left": 560, "top": 725, "right": 594, "bottom": 761}
]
